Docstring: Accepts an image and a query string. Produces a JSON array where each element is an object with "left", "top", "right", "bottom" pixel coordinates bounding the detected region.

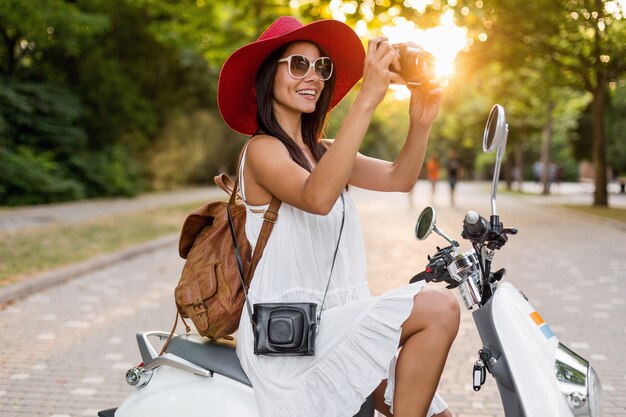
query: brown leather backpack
[{"left": 165, "top": 174, "right": 280, "bottom": 345}]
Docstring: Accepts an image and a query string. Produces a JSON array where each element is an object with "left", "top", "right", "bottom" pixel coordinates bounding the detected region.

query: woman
[
  {"left": 426, "top": 155, "right": 440, "bottom": 204},
  {"left": 446, "top": 149, "right": 460, "bottom": 207},
  {"left": 218, "top": 16, "right": 459, "bottom": 417}
]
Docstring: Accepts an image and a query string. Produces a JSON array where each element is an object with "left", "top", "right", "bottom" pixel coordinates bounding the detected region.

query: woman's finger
[
  {"left": 367, "top": 37, "right": 388, "bottom": 57},
  {"left": 389, "top": 52, "right": 401, "bottom": 72},
  {"left": 379, "top": 48, "right": 399, "bottom": 70},
  {"left": 367, "top": 38, "right": 380, "bottom": 56},
  {"left": 389, "top": 72, "right": 405, "bottom": 85}
]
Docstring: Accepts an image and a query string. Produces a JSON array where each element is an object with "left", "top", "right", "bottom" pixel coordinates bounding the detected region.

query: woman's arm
[
  {"left": 245, "top": 39, "right": 399, "bottom": 215},
  {"left": 348, "top": 83, "right": 443, "bottom": 192}
]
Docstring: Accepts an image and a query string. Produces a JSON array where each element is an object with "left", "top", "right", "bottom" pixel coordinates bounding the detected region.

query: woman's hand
[
  {"left": 408, "top": 80, "right": 444, "bottom": 127},
  {"left": 357, "top": 38, "right": 400, "bottom": 108}
]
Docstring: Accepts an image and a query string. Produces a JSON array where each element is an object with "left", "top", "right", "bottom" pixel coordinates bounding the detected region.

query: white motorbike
[{"left": 98, "top": 104, "right": 602, "bottom": 417}]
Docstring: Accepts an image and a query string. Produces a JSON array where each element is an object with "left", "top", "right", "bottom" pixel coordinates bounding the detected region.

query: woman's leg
[
  {"left": 392, "top": 286, "right": 460, "bottom": 417},
  {"left": 373, "top": 380, "right": 454, "bottom": 417}
]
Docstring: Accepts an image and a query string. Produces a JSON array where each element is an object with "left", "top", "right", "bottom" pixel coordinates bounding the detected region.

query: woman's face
[{"left": 272, "top": 41, "right": 326, "bottom": 120}]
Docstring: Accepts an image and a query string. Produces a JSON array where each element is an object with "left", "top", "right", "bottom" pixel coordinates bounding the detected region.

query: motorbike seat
[
  {"left": 166, "top": 333, "right": 251, "bottom": 386},
  {"left": 166, "top": 333, "right": 375, "bottom": 417}
]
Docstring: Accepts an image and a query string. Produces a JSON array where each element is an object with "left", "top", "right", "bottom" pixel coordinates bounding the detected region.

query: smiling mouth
[{"left": 296, "top": 89, "right": 317, "bottom": 98}]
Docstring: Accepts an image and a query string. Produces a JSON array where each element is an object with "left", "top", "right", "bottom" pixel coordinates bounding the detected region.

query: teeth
[{"left": 297, "top": 89, "right": 316, "bottom": 96}]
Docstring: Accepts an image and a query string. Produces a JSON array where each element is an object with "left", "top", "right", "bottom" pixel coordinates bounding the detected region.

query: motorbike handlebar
[
  {"left": 463, "top": 211, "right": 490, "bottom": 242},
  {"left": 462, "top": 211, "right": 516, "bottom": 250},
  {"left": 410, "top": 270, "right": 430, "bottom": 284}
]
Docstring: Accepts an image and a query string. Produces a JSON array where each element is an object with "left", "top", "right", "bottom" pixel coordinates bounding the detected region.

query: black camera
[{"left": 390, "top": 43, "right": 437, "bottom": 87}]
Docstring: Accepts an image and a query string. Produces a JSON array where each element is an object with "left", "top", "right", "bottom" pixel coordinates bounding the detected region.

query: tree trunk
[
  {"left": 591, "top": 85, "right": 608, "bottom": 206},
  {"left": 0, "top": 29, "right": 18, "bottom": 76},
  {"left": 591, "top": 0, "right": 609, "bottom": 207},
  {"left": 514, "top": 143, "right": 524, "bottom": 192},
  {"left": 505, "top": 157, "right": 512, "bottom": 190},
  {"left": 540, "top": 102, "right": 555, "bottom": 195}
]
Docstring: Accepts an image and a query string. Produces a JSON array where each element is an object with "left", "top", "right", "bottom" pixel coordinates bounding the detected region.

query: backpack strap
[
  {"left": 163, "top": 140, "right": 281, "bottom": 353},
  {"left": 246, "top": 195, "right": 280, "bottom": 282},
  {"left": 215, "top": 173, "right": 235, "bottom": 195},
  {"left": 227, "top": 177, "right": 280, "bottom": 322},
  {"left": 232, "top": 138, "right": 281, "bottom": 285}
]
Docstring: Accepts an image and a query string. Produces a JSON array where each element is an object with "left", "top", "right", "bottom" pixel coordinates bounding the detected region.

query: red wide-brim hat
[{"left": 218, "top": 16, "right": 366, "bottom": 135}]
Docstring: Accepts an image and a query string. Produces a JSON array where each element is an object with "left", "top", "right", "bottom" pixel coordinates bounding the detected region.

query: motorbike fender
[
  {"left": 115, "top": 366, "right": 259, "bottom": 417},
  {"left": 490, "top": 282, "right": 572, "bottom": 417}
]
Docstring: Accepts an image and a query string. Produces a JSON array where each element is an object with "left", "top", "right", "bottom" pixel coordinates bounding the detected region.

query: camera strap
[
  {"left": 317, "top": 193, "right": 345, "bottom": 327},
  {"left": 228, "top": 193, "right": 346, "bottom": 327}
]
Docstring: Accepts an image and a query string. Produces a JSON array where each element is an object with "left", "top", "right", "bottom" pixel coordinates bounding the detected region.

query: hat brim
[{"left": 218, "top": 20, "right": 365, "bottom": 135}]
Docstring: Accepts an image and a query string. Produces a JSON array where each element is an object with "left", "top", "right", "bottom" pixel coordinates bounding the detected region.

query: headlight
[
  {"left": 587, "top": 366, "right": 602, "bottom": 417},
  {"left": 555, "top": 343, "right": 603, "bottom": 417}
]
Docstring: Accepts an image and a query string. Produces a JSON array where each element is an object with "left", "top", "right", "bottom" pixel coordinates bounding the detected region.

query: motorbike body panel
[
  {"left": 115, "top": 366, "right": 259, "bottom": 417},
  {"left": 475, "top": 282, "right": 573, "bottom": 417},
  {"left": 112, "top": 334, "right": 376, "bottom": 417}
]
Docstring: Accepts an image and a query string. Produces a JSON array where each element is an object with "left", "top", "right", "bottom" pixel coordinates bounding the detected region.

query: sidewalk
[
  {"left": 510, "top": 180, "right": 626, "bottom": 208},
  {"left": 2, "top": 182, "right": 623, "bottom": 234},
  {"left": 1, "top": 181, "right": 624, "bottom": 417},
  {"left": 0, "top": 186, "right": 221, "bottom": 233},
  {"left": 0, "top": 186, "right": 221, "bottom": 305}
]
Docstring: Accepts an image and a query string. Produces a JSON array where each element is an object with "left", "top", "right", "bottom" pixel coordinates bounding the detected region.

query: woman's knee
[{"left": 413, "top": 287, "right": 460, "bottom": 336}]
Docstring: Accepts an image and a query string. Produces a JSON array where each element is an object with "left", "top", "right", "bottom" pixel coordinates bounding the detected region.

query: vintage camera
[{"left": 390, "top": 43, "right": 437, "bottom": 87}]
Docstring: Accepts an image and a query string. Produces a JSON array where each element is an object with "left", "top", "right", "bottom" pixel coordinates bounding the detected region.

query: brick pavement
[
  {"left": 361, "top": 182, "right": 625, "bottom": 416},
  {"left": 0, "top": 181, "right": 624, "bottom": 416}
]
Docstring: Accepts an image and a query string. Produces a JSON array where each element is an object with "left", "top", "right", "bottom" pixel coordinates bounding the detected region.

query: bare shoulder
[
  {"left": 246, "top": 135, "right": 291, "bottom": 171},
  {"left": 247, "top": 135, "right": 289, "bottom": 162}
]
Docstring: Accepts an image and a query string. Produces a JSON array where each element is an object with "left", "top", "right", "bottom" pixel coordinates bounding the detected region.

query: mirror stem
[
  {"left": 490, "top": 128, "right": 508, "bottom": 216},
  {"left": 490, "top": 151, "right": 502, "bottom": 216},
  {"left": 433, "top": 225, "right": 460, "bottom": 248}
]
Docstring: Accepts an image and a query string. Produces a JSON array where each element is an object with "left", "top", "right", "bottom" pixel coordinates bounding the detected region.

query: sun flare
[
  {"left": 380, "top": 11, "right": 468, "bottom": 79},
  {"left": 324, "top": 0, "right": 470, "bottom": 99}
]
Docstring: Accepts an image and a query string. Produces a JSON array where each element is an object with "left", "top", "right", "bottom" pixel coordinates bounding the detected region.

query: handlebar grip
[{"left": 463, "top": 211, "right": 490, "bottom": 241}]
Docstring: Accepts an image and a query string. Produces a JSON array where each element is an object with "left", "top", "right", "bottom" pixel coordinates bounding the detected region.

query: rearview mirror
[
  {"left": 483, "top": 104, "right": 508, "bottom": 153},
  {"left": 415, "top": 206, "right": 459, "bottom": 249},
  {"left": 483, "top": 104, "right": 508, "bottom": 216},
  {"left": 415, "top": 206, "right": 436, "bottom": 240}
]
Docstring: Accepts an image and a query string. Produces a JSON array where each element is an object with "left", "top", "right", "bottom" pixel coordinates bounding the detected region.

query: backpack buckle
[{"left": 263, "top": 209, "right": 278, "bottom": 224}]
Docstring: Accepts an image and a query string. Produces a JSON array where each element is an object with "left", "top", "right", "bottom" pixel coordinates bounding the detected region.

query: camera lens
[{"left": 417, "top": 52, "right": 437, "bottom": 79}]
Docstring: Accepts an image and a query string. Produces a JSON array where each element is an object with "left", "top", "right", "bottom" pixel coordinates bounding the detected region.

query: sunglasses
[{"left": 277, "top": 54, "right": 334, "bottom": 81}]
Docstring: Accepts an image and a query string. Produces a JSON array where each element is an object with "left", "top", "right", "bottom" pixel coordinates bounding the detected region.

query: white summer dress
[{"left": 235, "top": 145, "right": 448, "bottom": 417}]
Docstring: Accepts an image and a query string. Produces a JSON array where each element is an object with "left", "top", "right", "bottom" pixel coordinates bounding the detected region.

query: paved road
[
  {"left": 0, "top": 187, "right": 223, "bottom": 232},
  {"left": 0, "top": 181, "right": 624, "bottom": 417}
]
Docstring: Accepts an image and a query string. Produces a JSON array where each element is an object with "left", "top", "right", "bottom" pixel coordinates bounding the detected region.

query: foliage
[
  {"left": 461, "top": 0, "right": 626, "bottom": 204},
  {"left": 0, "top": 0, "right": 226, "bottom": 205},
  {"left": 2, "top": 0, "right": 625, "bottom": 206},
  {"left": 0, "top": 0, "right": 109, "bottom": 76},
  {"left": 0, "top": 78, "right": 86, "bottom": 151},
  {"left": 144, "top": 110, "right": 247, "bottom": 190},
  {"left": 0, "top": 78, "right": 140, "bottom": 204},
  {"left": 0, "top": 146, "right": 85, "bottom": 205}
]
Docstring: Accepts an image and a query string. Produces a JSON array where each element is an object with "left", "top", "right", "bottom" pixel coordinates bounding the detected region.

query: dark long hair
[{"left": 255, "top": 43, "right": 337, "bottom": 172}]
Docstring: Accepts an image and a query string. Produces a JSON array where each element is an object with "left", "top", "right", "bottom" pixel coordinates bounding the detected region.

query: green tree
[
  {"left": 470, "top": 0, "right": 626, "bottom": 206},
  {"left": 574, "top": 81, "right": 626, "bottom": 180},
  {"left": 0, "top": 0, "right": 108, "bottom": 76}
]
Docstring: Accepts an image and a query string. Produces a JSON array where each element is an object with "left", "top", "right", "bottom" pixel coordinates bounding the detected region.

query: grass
[
  {"left": 0, "top": 201, "right": 207, "bottom": 287},
  {"left": 561, "top": 204, "right": 626, "bottom": 224}
]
